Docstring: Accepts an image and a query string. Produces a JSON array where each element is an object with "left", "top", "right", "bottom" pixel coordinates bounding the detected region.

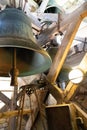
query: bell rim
[{"left": 0, "top": 37, "right": 51, "bottom": 58}]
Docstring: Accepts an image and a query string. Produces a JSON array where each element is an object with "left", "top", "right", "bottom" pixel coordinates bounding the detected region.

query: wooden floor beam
[{"left": 0, "top": 109, "right": 31, "bottom": 119}]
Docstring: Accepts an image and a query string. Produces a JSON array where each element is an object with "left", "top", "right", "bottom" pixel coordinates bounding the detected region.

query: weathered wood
[
  {"left": 25, "top": 89, "right": 48, "bottom": 130},
  {"left": 37, "top": 2, "right": 87, "bottom": 45},
  {"left": 35, "top": 2, "right": 87, "bottom": 103},
  {"left": 60, "top": 2, "right": 87, "bottom": 32},
  {"left": 17, "top": 2, "right": 87, "bottom": 130},
  {"left": 64, "top": 84, "right": 79, "bottom": 102},
  {"left": 38, "top": 22, "right": 58, "bottom": 46},
  {"left": 0, "top": 105, "right": 8, "bottom": 113},
  {"left": 45, "top": 11, "right": 85, "bottom": 102},
  {"left": 0, "top": 91, "right": 11, "bottom": 107},
  {"left": 47, "top": 17, "right": 82, "bottom": 82},
  {"left": 0, "top": 109, "right": 31, "bottom": 119},
  {"left": 46, "top": 82, "right": 63, "bottom": 103},
  {"left": 0, "top": 90, "right": 22, "bottom": 113}
]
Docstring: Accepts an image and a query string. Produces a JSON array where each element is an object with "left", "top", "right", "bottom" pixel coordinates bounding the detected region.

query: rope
[
  {"left": 27, "top": 91, "right": 38, "bottom": 130},
  {"left": 34, "top": 88, "right": 46, "bottom": 130},
  {"left": 58, "top": 13, "right": 63, "bottom": 35},
  {"left": 29, "top": 95, "right": 34, "bottom": 129},
  {"left": 17, "top": 88, "right": 26, "bottom": 130}
]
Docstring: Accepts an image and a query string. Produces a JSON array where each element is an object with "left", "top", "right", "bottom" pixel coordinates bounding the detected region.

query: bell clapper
[
  {"left": 10, "top": 47, "right": 19, "bottom": 87},
  {"left": 9, "top": 47, "right": 19, "bottom": 130}
]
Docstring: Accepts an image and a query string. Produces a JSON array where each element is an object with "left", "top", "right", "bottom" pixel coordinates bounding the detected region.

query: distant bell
[
  {"left": 45, "top": 0, "right": 64, "bottom": 13},
  {"left": 0, "top": 7, "right": 52, "bottom": 77}
]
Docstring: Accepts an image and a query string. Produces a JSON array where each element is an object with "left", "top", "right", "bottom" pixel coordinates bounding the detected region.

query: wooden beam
[
  {"left": 0, "top": 109, "right": 31, "bottom": 119},
  {"left": 38, "top": 22, "right": 58, "bottom": 46},
  {"left": 64, "top": 80, "right": 79, "bottom": 102},
  {"left": 37, "top": 2, "right": 87, "bottom": 45},
  {"left": 0, "top": 90, "right": 23, "bottom": 113},
  {"left": 47, "top": 82, "right": 63, "bottom": 103},
  {"left": 60, "top": 2, "right": 87, "bottom": 31},
  {"left": 37, "top": 2, "right": 87, "bottom": 101},
  {"left": 45, "top": 3, "right": 87, "bottom": 100},
  {"left": 47, "top": 17, "right": 82, "bottom": 83},
  {"left": 24, "top": 3, "right": 87, "bottom": 129},
  {"left": 44, "top": 2, "right": 87, "bottom": 100},
  {"left": 0, "top": 91, "right": 11, "bottom": 107},
  {"left": 25, "top": 89, "right": 48, "bottom": 130},
  {"left": 0, "top": 105, "right": 8, "bottom": 113}
]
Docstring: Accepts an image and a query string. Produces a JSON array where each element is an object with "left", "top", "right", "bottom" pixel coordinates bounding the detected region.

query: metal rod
[
  {"left": 17, "top": 88, "right": 26, "bottom": 130},
  {"left": 13, "top": 48, "right": 16, "bottom": 69},
  {"left": 10, "top": 48, "right": 19, "bottom": 87}
]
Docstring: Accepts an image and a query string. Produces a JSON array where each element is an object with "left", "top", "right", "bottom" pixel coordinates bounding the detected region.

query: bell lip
[
  {"left": 0, "top": 37, "right": 50, "bottom": 56},
  {"left": 0, "top": 37, "right": 52, "bottom": 77}
]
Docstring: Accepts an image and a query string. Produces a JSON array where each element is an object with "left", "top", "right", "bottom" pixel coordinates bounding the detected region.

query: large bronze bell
[{"left": 0, "top": 7, "right": 52, "bottom": 79}]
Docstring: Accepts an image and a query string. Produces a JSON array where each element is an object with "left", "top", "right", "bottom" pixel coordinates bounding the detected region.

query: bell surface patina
[{"left": 0, "top": 7, "right": 52, "bottom": 77}]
